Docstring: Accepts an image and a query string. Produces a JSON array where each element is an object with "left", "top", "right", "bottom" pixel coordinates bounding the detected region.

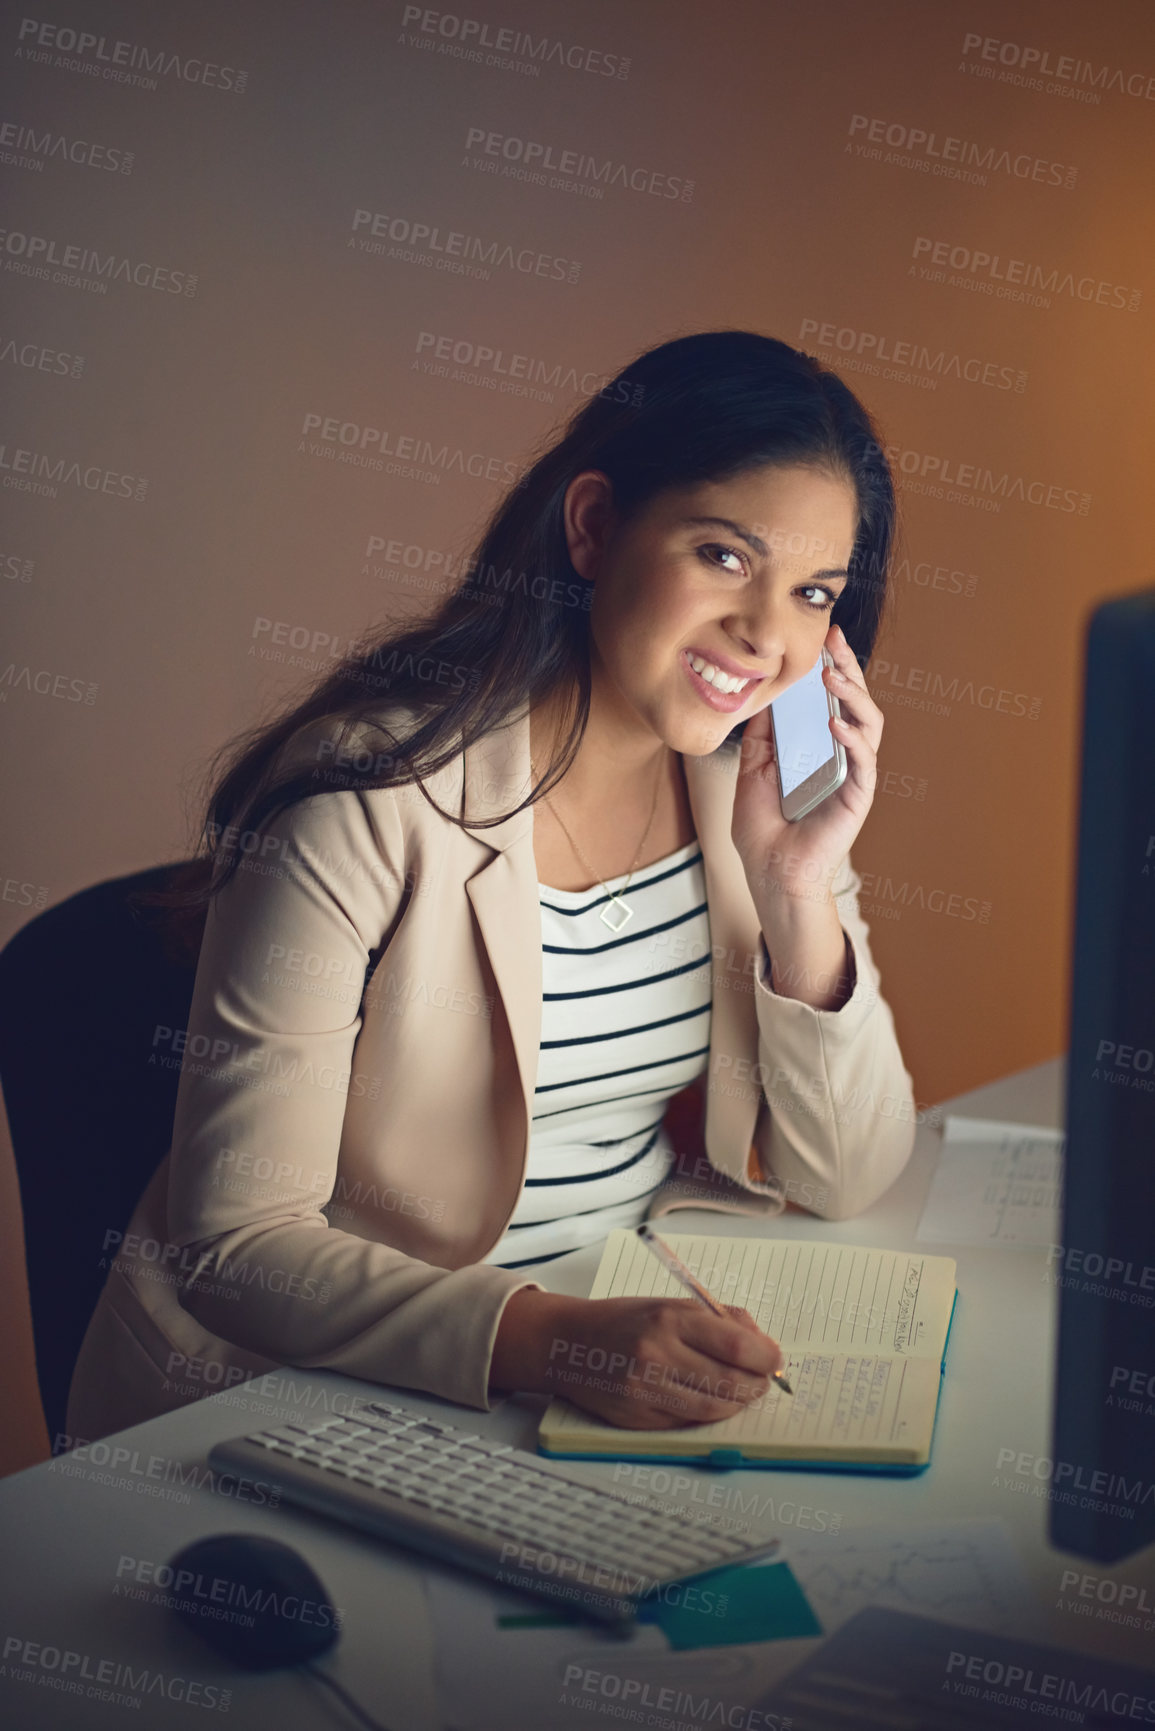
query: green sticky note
[{"left": 637, "top": 1561, "right": 822, "bottom": 1650}]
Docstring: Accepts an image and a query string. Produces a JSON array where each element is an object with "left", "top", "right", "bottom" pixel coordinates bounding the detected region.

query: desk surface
[{"left": 2, "top": 1054, "right": 1152, "bottom": 1729}]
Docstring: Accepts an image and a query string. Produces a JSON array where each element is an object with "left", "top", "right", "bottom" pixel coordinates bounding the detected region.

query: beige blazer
[{"left": 66, "top": 704, "right": 917, "bottom": 1442}]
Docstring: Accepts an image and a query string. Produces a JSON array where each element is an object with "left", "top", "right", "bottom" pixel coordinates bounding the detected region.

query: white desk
[{"left": 1, "top": 1055, "right": 1152, "bottom": 1729}]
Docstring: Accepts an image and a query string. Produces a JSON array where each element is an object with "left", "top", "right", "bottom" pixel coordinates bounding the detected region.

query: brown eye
[{"left": 699, "top": 543, "right": 745, "bottom": 576}]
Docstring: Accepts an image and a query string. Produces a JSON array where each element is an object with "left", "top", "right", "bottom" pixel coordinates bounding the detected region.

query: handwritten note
[
  {"left": 603, "top": 1234, "right": 953, "bottom": 1359},
  {"left": 916, "top": 1116, "right": 1064, "bottom": 1248},
  {"left": 541, "top": 1233, "right": 955, "bottom": 1457}
]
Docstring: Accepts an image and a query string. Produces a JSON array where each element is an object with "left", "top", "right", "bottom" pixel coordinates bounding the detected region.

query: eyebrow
[{"left": 680, "top": 515, "right": 850, "bottom": 580}]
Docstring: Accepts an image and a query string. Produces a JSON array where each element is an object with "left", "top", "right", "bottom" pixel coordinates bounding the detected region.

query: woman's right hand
[{"left": 489, "top": 1288, "right": 783, "bottom": 1429}]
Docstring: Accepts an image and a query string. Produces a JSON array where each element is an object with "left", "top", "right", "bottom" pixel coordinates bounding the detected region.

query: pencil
[{"left": 636, "top": 1223, "right": 793, "bottom": 1395}]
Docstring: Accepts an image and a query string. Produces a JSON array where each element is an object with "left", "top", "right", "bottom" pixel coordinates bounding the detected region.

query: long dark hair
[{"left": 138, "top": 329, "right": 898, "bottom": 962}]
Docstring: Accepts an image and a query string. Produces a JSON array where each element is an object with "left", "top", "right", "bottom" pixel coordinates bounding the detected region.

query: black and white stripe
[{"left": 484, "top": 840, "right": 712, "bottom": 1269}]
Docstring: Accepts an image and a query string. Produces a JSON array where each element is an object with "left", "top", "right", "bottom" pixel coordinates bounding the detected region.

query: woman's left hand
[{"left": 731, "top": 622, "right": 883, "bottom": 904}]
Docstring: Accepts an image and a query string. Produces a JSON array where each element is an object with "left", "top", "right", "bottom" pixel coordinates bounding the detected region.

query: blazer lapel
[
  {"left": 682, "top": 747, "right": 763, "bottom": 1170},
  {"left": 461, "top": 709, "right": 541, "bottom": 1168}
]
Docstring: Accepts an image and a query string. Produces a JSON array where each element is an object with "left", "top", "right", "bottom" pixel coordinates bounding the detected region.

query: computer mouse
[{"left": 165, "top": 1533, "right": 341, "bottom": 1670}]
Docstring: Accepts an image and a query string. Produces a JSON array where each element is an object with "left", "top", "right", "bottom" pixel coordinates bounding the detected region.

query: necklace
[{"left": 531, "top": 748, "right": 668, "bottom": 932}]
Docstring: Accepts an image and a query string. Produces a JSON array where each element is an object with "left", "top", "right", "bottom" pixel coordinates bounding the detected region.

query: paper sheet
[
  {"left": 423, "top": 1517, "right": 1041, "bottom": 1730},
  {"left": 783, "top": 1517, "right": 1044, "bottom": 1639},
  {"left": 915, "top": 1115, "right": 1064, "bottom": 1247}
]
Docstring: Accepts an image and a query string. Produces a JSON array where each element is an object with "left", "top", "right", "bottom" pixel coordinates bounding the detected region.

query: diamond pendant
[{"left": 600, "top": 893, "right": 633, "bottom": 933}]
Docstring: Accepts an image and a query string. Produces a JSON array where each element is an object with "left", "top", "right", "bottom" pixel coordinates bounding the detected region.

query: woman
[{"left": 67, "top": 330, "right": 916, "bottom": 1443}]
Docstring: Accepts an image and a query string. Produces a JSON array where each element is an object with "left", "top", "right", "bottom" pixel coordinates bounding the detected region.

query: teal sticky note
[{"left": 637, "top": 1561, "right": 822, "bottom": 1650}]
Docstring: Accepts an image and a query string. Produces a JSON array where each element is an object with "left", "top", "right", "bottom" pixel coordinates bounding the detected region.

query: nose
[{"left": 721, "top": 589, "right": 790, "bottom": 672}]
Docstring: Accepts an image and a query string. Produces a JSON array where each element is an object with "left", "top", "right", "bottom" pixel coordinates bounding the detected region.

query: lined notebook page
[
  {"left": 591, "top": 1232, "right": 955, "bottom": 1358},
  {"left": 540, "top": 1232, "right": 956, "bottom": 1461}
]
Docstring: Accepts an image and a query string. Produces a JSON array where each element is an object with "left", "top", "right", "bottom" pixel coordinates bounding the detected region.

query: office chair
[{"left": 0, "top": 862, "right": 205, "bottom": 1447}]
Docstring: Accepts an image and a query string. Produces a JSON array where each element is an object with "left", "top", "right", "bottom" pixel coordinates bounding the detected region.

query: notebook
[{"left": 537, "top": 1231, "right": 958, "bottom": 1474}]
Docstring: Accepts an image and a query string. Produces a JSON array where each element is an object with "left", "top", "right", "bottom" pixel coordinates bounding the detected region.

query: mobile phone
[{"left": 769, "top": 646, "right": 848, "bottom": 821}]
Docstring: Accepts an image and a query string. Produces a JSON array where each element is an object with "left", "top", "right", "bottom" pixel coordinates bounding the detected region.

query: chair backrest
[{"left": 0, "top": 863, "right": 203, "bottom": 1447}]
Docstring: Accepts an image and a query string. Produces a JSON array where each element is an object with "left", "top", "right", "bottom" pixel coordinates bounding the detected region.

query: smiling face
[{"left": 566, "top": 462, "right": 860, "bottom": 757}]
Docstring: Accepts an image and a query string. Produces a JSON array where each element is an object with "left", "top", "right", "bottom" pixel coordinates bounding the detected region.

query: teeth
[{"left": 687, "top": 652, "right": 749, "bottom": 694}]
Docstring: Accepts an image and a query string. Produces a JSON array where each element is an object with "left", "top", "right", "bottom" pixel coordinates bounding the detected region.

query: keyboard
[{"left": 208, "top": 1400, "right": 780, "bottom": 1627}]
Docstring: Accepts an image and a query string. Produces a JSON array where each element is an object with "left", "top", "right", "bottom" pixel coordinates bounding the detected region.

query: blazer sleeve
[
  {"left": 741, "top": 850, "right": 917, "bottom": 1221},
  {"left": 165, "top": 787, "right": 543, "bottom": 1411}
]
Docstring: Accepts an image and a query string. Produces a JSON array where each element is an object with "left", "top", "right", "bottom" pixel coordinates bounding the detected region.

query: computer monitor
[{"left": 1050, "top": 588, "right": 1155, "bottom": 1563}]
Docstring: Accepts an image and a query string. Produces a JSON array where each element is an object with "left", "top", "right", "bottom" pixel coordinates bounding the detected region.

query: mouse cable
[{"left": 304, "top": 1660, "right": 395, "bottom": 1731}]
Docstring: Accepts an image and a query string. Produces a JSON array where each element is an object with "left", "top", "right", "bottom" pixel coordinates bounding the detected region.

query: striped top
[{"left": 482, "top": 839, "right": 712, "bottom": 1269}]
